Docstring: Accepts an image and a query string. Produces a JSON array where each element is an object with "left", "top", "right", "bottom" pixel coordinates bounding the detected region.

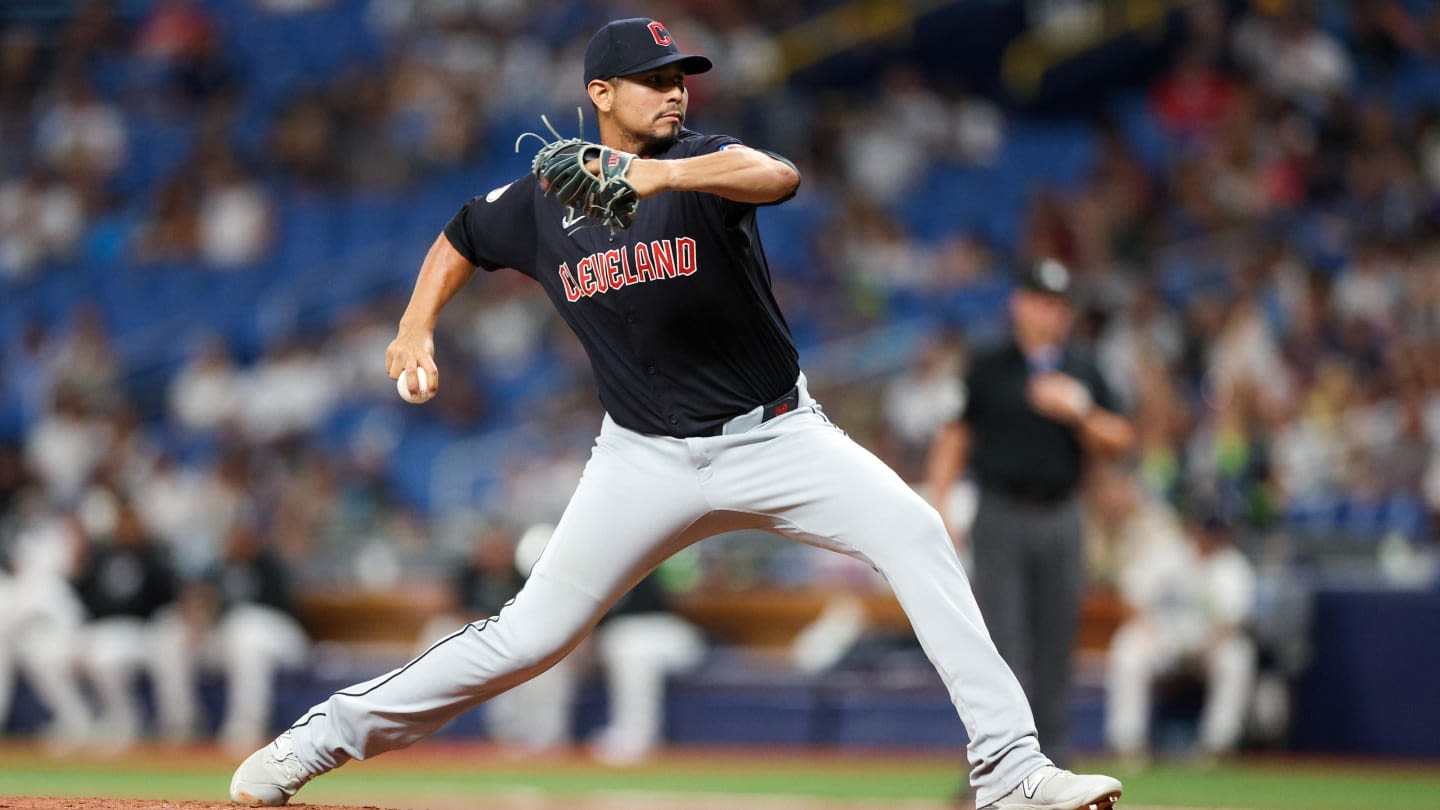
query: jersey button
[
  {"left": 646, "top": 365, "right": 657, "bottom": 375},
  {"left": 668, "top": 415, "right": 679, "bottom": 425},
  {"left": 626, "top": 314, "right": 637, "bottom": 324}
]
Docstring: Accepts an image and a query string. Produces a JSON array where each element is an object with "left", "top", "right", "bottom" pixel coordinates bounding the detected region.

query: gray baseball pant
[
  {"left": 971, "top": 489, "right": 1085, "bottom": 764},
  {"left": 286, "top": 379, "right": 1050, "bottom": 806}
]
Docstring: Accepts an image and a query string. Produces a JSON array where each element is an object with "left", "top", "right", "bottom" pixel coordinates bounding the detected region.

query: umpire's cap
[
  {"left": 584, "top": 18, "right": 712, "bottom": 84},
  {"left": 1018, "top": 257, "right": 1073, "bottom": 301}
]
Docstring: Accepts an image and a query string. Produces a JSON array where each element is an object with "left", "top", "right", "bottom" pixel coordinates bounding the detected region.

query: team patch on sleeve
[{"left": 718, "top": 143, "right": 751, "bottom": 152}]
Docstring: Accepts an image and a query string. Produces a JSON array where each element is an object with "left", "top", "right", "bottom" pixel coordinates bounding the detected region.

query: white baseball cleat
[
  {"left": 229, "top": 730, "right": 314, "bottom": 806},
  {"left": 980, "top": 765, "right": 1123, "bottom": 810}
]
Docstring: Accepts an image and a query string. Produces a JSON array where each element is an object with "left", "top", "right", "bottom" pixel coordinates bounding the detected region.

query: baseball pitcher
[{"left": 230, "top": 18, "right": 1122, "bottom": 810}]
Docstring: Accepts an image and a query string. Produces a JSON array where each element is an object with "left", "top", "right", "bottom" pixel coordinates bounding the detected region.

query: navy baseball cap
[{"left": 584, "top": 18, "right": 712, "bottom": 84}]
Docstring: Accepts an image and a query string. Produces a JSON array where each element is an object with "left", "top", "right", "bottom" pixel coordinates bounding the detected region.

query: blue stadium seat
[
  {"left": 1108, "top": 92, "right": 1172, "bottom": 174},
  {"left": 274, "top": 193, "right": 345, "bottom": 267},
  {"left": 115, "top": 118, "right": 198, "bottom": 198},
  {"left": 1386, "top": 55, "right": 1440, "bottom": 119},
  {"left": 338, "top": 194, "right": 405, "bottom": 255}
]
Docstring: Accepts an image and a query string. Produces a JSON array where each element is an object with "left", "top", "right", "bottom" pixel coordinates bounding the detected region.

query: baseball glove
[{"left": 516, "top": 110, "right": 639, "bottom": 231}]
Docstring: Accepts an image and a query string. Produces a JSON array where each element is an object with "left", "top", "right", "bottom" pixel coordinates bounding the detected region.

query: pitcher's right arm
[{"left": 386, "top": 233, "right": 477, "bottom": 399}]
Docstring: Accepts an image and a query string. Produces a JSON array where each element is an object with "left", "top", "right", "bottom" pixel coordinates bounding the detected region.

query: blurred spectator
[
  {"left": 132, "top": 0, "right": 238, "bottom": 114},
  {"left": 168, "top": 334, "right": 242, "bottom": 434},
  {"left": 1129, "top": 347, "right": 1191, "bottom": 504},
  {"left": 931, "top": 231, "right": 1001, "bottom": 289},
  {"left": 23, "top": 385, "right": 112, "bottom": 508},
  {"left": 1149, "top": 44, "right": 1239, "bottom": 142},
  {"left": 1105, "top": 506, "right": 1257, "bottom": 763},
  {"left": 820, "top": 193, "right": 931, "bottom": 302},
  {"left": 235, "top": 338, "right": 339, "bottom": 444},
  {"left": 131, "top": 169, "right": 201, "bottom": 265},
  {"left": 131, "top": 450, "right": 211, "bottom": 556},
  {"left": 33, "top": 73, "right": 127, "bottom": 181},
  {"left": 136, "top": 0, "right": 214, "bottom": 64},
  {"left": 1080, "top": 121, "right": 1156, "bottom": 269},
  {"left": 149, "top": 519, "right": 309, "bottom": 751},
  {"left": 1206, "top": 294, "right": 1293, "bottom": 416},
  {"left": 0, "top": 168, "right": 85, "bottom": 279},
  {"left": 56, "top": 0, "right": 131, "bottom": 67},
  {"left": 1208, "top": 86, "right": 1310, "bottom": 217},
  {"left": 1347, "top": 0, "right": 1424, "bottom": 73},
  {"left": 274, "top": 445, "right": 424, "bottom": 570},
  {"left": 1084, "top": 463, "right": 1188, "bottom": 597},
  {"left": 1231, "top": 3, "right": 1353, "bottom": 117},
  {"left": 323, "top": 305, "right": 402, "bottom": 400},
  {"left": 0, "top": 26, "right": 43, "bottom": 175},
  {"left": 950, "top": 82, "right": 1005, "bottom": 167},
  {"left": 456, "top": 273, "right": 555, "bottom": 379},
  {"left": 49, "top": 304, "right": 125, "bottom": 413},
  {"left": 72, "top": 488, "right": 178, "bottom": 751},
  {"left": 196, "top": 148, "right": 276, "bottom": 269},
  {"left": 878, "top": 332, "right": 966, "bottom": 482},
  {"left": 383, "top": 54, "right": 479, "bottom": 171},
  {"left": 1159, "top": 152, "right": 1233, "bottom": 241},
  {"left": 1269, "top": 356, "right": 1351, "bottom": 505},
  {"left": 1183, "top": 381, "right": 1277, "bottom": 527},
  {"left": 1330, "top": 236, "right": 1401, "bottom": 339},
  {"left": 839, "top": 64, "right": 948, "bottom": 205},
  {"left": 497, "top": 435, "right": 589, "bottom": 532},
  {"left": 331, "top": 67, "right": 416, "bottom": 191},
  {"left": 3, "top": 321, "right": 57, "bottom": 437},
  {"left": 1096, "top": 282, "right": 1184, "bottom": 411},
  {"left": 266, "top": 93, "right": 344, "bottom": 188}
]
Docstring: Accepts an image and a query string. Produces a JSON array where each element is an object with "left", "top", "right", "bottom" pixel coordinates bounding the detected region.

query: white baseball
[{"left": 396, "top": 366, "right": 433, "bottom": 404}]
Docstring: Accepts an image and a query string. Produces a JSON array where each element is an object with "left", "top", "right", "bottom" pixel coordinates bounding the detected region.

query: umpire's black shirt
[
  {"left": 445, "top": 128, "right": 799, "bottom": 438},
  {"left": 961, "top": 339, "right": 1118, "bottom": 502}
]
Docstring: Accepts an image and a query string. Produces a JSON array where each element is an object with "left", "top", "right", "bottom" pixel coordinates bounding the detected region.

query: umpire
[{"left": 927, "top": 258, "right": 1133, "bottom": 764}]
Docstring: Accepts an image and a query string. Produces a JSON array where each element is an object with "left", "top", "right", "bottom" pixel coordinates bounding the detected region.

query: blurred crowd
[{"left": 3, "top": 0, "right": 1440, "bottom": 755}]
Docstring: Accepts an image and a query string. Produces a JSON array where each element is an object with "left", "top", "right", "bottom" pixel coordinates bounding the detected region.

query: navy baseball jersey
[{"left": 445, "top": 129, "right": 799, "bottom": 438}]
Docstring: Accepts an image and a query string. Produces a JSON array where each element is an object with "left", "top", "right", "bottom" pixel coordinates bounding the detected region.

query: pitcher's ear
[{"left": 587, "top": 78, "right": 615, "bottom": 112}]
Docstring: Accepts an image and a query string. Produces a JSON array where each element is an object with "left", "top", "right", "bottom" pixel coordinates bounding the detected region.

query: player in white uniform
[{"left": 230, "top": 18, "right": 1123, "bottom": 810}]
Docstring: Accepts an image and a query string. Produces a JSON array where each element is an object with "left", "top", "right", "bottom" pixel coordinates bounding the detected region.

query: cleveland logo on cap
[{"left": 584, "top": 18, "right": 713, "bottom": 84}]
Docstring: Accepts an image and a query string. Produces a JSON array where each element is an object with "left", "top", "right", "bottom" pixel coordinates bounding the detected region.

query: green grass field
[{"left": 1, "top": 744, "right": 1436, "bottom": 809}]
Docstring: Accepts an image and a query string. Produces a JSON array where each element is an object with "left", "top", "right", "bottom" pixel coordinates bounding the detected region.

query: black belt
[
  {"left": 988, "top": 485, "right": 1073, "bottom": 506},
  {"left": 698, "top": 384, "right": 801, "bottom": 437}
]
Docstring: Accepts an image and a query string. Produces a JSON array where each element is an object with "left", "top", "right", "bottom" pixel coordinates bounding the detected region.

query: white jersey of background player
[{"left": 0, "top": 512, "right": 91, "bottom": 749}]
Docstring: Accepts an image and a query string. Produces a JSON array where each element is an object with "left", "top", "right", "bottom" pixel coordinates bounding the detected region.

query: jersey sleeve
[
  {"left": 685, "top": 134, "right": 800, "bottom": 209},
  {"left": 443, "top": 176, "right": 537, "bottom": 272}
]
